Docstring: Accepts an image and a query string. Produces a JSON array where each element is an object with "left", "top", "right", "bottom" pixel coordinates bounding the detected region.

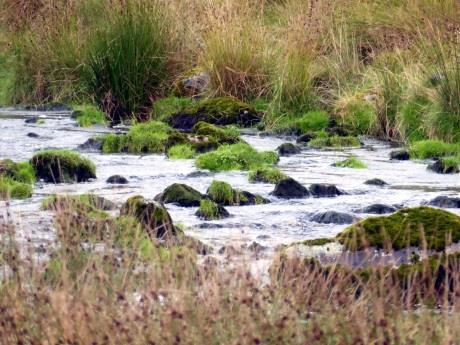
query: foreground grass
[{"left": 2, "top": 206, "right": 460, "bottom": 344}]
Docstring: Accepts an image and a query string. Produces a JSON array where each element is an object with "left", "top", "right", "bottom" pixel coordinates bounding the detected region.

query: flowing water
[{"left": 1, "top": 109, "right": 459, "bottom": 266}]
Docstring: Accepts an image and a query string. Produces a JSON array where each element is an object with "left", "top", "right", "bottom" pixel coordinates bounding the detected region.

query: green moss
[
  {"left": 441, "top": 155, "right": 460, "bottom": 169},
  {"left": 410, "top": 140, "right": 460, "bottom": 159},
  {"left": 398, "top": 97, "right": 430, "bottom": 142},
  {"left": 207, "top": 181, "right": 234, "bottom": 205},
  {"left": 152, "top": 96, "right": 195, "bottom": 121},
  {"left": 248, "top": 167, "right": 287, "bottom": 184},
  {"left": 0, "top": 177, "right": 33, "bottom": 199},
  {"left": 0, "top": 159, "right": 35, "bottom": 199},
  {"left": 73, "top": 104, "right": 107, "bottom": 127},
  {"left": 196, "top": 200, "right": 221, "bottom": 220},
  {"left": 195, "top": 143, "right": 278, "bottom": 172},
  {"left": 41, "top": 194, "right": 115, "bottom": 212},
  {"left": 296, "top": 110, "right": 329, "bottom": 133},
  {"left": 337, "top": 206, "right": 460, "bottom": 251},
  {"left": 101, "top": 121, "right": 173, "bottom": 154},
  {"left": 300, "top": 238, "right": 336, "bottom": 246},
  {"left": 156, "top": 183, "right": 204, "bottom": 207},
  {"left": 31, "top": 150, "right": 96, "bottom": 183},
  {"left": 167, "top": 144, "right": 195, "bottom": 159},
  {"left": 192, "top": 121, "right": 240, "bottom": 144},
  {"left": 334, "top": 156, "right": 367, "bottom": 169},
  {"left": 187, "top": 97, "right": 255, "bottom": 117},
  {"left": 309, "top": 135, "right": 361, "bottom": 148}
]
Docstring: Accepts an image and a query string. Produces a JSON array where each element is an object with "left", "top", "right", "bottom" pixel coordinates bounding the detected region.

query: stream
[{"left": 1, "top": 109, "right": 459, "bottom": 267}]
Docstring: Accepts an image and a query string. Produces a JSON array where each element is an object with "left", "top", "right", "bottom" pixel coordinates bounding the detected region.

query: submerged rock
[
  {"left": 364, "top": 178, "right": 388, "bottom": 186},
  {"left": 31, "top": 150, "right": 96, "bottom": 183},
  {"left": 106, "top": 175, "right": 129, "bottom": 184},
  {"left": 427, "top": 196, "right": 460, "bottom": 209},
  {"left": 309, "top": 184, "right": 343, "bottom": 198},
  {"left": 78, "top": 138, "right": 103, "bottom": 152},
  {"left": 27, "top": 132, "right": 40, "bottom": 138},
  {"left": 270, "top": 178, "right": 310, "bottom": 199},
  {"left": 25, "top": 117, "right": 39, "bottom": 124},
  {"left": 276, "top": 143, "right": 301, "bottom": 156},
  {"left": 168, "top": 97, "right": 261, "bottom": 131},
  {"left": 427, "top": 160, "right": 459, "bottom": 174},
  {"left": 155, "top": 183, "right": 204, "bottom": 207},
  {"left": 310, "top": 211, "right": 356, "bottom": 225},
  {"left": 359, "top": 204, "right": 397, "bottom": 214},
  {"left": 120, "top": 195, "right": 178, "bottom": 239},
  {"left": 390, "top": 149, "right": 410, "bottom": 161}
]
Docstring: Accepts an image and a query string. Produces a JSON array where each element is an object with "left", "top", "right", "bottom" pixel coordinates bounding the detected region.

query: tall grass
[{"left": 85, "top": 1, "right": 172, "bottom": 122}]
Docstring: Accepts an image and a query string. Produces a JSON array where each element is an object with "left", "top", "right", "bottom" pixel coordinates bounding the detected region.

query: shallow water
[{"left": 1, "top": 109, "right": 459, "bottom": 261}]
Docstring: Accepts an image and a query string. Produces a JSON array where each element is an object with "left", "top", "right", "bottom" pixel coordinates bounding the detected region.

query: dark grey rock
[
  {"left": 360, "top": 204, "right": 397, "bottom": 214},
  {"left": 27, "top": 132, "right": 40, "bottom": 138},
  {"left": 310, "top": 211, "right": 356, "bottom": 225},
  {"left": 270, "top": 178, "right": 310, "bottom": 199},
  {"left": 364, "top": 178, "right": 388, "bottom": 186},
  {"left": 78, "top": 138, "right": 103, "bottom": 151},
  {"left": 390, "top": 149, "right": 410, "bottom": 160},
  {"left": 309, "top": 184, "right": 343, "bottom": 198},
  {"left": 427, "top": 196, "right": 460, "bottom": 209},
  {"left": 106, "top": 175, "right": 129, "bottom": 184},
  {"left": 276, "top": 143, "right": 301, "bottom": 156}
]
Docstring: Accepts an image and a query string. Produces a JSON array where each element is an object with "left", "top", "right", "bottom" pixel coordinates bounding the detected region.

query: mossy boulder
[
  {"left": 154, "top": 183, "right": 205, "bottom": 207},
  {"left": 192, "top": 121, "right": 240, "bottom": 145},
  {"left": 206, "top": 180, "right": 269, "bottom": 206},
  {"left": 42, "top": 194, "right": 117, "bottom": 211},
  {"left": 120, "top": 196, "right": 178, "bottom": 239},
  {"left": 248, "top": 167, "right": 287, "bottom": 184},
  {"left": 195, "top": 143, "right": 279, "bottom": 172},
  {"left": 31, "top": 150, "right": 96, "bottom": 183},
  {"left": 309, "top": 135, "right": 361, "bottom": 149},
  {"left": 427, "top": 159, "right": 459, "bottom": 174},
  {"left": 0, "top": 159, "right": 35, "bottom": 199},
  {"left": 337, "top": 206, "right": 460, "bottom": 251},
  {"left": 195, "top": 199, "right": 230, "bottom": 220},
  {"left": 270, "top": 178, "right": 310, "bottom": 199},
  {"left": 168, "top": 97, "right": 262, "bottom": 131}
]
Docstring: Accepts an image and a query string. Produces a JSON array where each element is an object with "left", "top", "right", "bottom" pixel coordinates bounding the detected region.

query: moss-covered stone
[
  {"left": 154, "top": 183, "right": 204, "bottom": 207},
  {"left": 333, "top": 156, "right": 367, "bottom": 169},
  {"left": 120, "top": 195, "right": 178, "bottom": 239},
  {"left": 309, "top": 135, "right": 361, "bottom": 148},
  {"left": 31, "top": 150, "right": 96, "bottom": 183},
  {"left": 168, "top": 97, "right": 262, "bottom": 131},
  {"left": 42, "top": 194, "right": 116, "bottom": 211},
  {"left": 0, "top": 159, "right": 35, "bottom": 199},
  {"left": 300, "top": 238, "right": 336, "bottom": 246},
  {"left": 192, "top": 121, "right": 240, "bottom": 145},
  {"left": 337, "top": 206, "right": 460, "bottom": 251},
  {"left": 206, "top": 180, "right": 269, "bottom": 206},
  {"left": 195, "top": 143, "right": 279, "bottom": 172},
  {"left": 195, "top": 199, "right": 230, "bottom": 220},
  {"left": 427, "top": 158, "right": 459, "bottom": 174},
  {"left": 248, "top": 167, "right": 287, "bottom": 184}
]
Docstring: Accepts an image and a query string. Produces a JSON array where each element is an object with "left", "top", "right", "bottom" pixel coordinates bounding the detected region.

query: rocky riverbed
[{"left": 1, "top": 108, "right": 459, "bottom": 266}]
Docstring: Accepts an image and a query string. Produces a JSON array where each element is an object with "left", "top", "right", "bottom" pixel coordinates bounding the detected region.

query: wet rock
[
  {"left": 427, "top": 160, "right": 459, "bottom": 174},
  {"left": 186, "top": 171, "right": 211, "bottom": 178},
  {"left": 270, "top": 178, "right": 310, "bottom": 199},
  {"left": 427, "top": 196, "right": 460, "bottom": 209},
  {"left": 390, "top": 149, "right": 410, "bottom": 160},
  {"left": 25, "top": 117, "right": 39, "bottom": 124},
  {"left": 168, "top": 97, "right": 261, "bottom": 132},
  {"left": 310, "top": 211, "right": 356, "bottom": 225},
  {"left": 78, "top": 138, "right": 103, "bottom": 152},
  {"left": 155, "top": 183, "right": 204, "bottom": 207},
  {"left": 120, "top": 195, "right": 178, "bottom": 239},
  {"left": 309, "top": 184, "right": 343, "bottom": 198},
  {"left": 270, "top": 125, "right": 302, "bottom": 137},
  {"left": 43, "top": 194, "right": 117, "bottom": 211},
  {"left": 106, "top": 175, "right": 128, "bottom": 184},
  {"left": 27, "top": 132, "right": 40, "bottom": 138},
  {"left": 276, "top": 143, "right": 301, "bottom": 156},
  {"left": 181, "top": 71, "right": 210, "bottom": 96},
  {"left": 218, "top": 245, "right": 240, "bottom": 255},
  {"left": 31, "top": 150, "right": 96, "bottom": 183},
  {"left": 359, "top": 204, "right": 397, "bottom": 214},
  {"left": 296, "top": 133, "right": 315, "bottom": 144},
  {"left": 364, "top": 178, "right": 388, "bottom": 186}
]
